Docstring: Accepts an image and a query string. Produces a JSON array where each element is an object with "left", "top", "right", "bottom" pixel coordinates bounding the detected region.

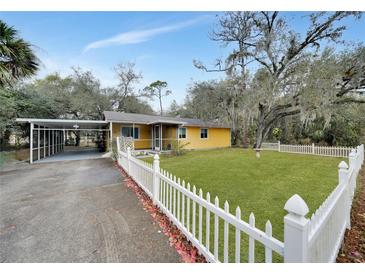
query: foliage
[
  {"left": 143, "top": 80, "right": 172, "bottom": 115},
  {"left": 0, "top": 20, "right": 39, "bottom": 87},
  {"left": 195, "top": 12, "right": 364, "bottom": 149},
  {"left": 0, "top": 67, "right": 154, "bottom": 148},
  {"left": 272, "top": 127, "right": 281, "bottom": 141},
  {"left": 112, "top": 62, "right": 143, "bottom": 112},
  {"left": 170, "top": 140, "right": 190, "bottom": 156}
]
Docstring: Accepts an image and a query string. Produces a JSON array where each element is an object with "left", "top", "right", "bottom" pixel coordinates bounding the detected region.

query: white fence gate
[{"left": 116, "top": 137, "right": 364, "bottom": 263}]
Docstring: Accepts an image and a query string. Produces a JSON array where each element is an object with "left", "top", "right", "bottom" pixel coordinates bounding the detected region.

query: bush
[{"left": 171, "top": 140, "right": 190, "bottom": 156}]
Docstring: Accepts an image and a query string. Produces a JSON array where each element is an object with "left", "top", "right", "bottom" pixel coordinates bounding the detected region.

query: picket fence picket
[
  {"left": 116, "top": 137, "right": 364, "bottom": 263},
  {"left": 262, "top": 142, "right": 355, "bottom": 158}
]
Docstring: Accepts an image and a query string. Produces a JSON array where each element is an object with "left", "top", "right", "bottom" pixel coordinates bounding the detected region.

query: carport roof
[{"left": 16, "top": 118, "right": 108, "bottom": 129}]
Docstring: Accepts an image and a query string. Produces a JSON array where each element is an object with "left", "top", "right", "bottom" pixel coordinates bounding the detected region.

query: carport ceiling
[{"left": 16, "top": 118, "right": 109, "bottom": 130}]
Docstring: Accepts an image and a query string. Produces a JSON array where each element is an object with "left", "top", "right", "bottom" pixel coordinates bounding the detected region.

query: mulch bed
[
  {"left": 115, "top": 162, "right": 207, "bottom": 263},
  {"left": 337, "top": 166, "right": 365, "bottom": 263}
]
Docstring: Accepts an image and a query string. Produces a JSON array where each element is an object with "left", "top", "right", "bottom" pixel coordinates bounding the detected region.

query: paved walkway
[{"left": 0, "top": 158, "right": 180, "bottom": 262}]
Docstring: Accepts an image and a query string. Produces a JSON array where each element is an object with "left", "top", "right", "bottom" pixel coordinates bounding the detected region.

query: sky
[{"left": 1, "top": 11, "right": 364, "bottom": 111}]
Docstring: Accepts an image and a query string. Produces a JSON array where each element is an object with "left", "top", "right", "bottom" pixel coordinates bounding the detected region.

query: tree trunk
[
  {"left": 242, "top": 124, "right": 249, "bottom": 148},
  {"left": 255, "top": 123, "right": 265, "bottom": 149},
  {"left": 231, "top": 129, "right": 239, "bottom": 146},
  {"left": 254, "top": 103, "right": 266, "bottom": 149}
]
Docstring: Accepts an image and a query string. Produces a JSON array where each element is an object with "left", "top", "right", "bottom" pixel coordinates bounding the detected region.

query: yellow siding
[
  {"left": 111, "top": 122, "right": 231, "bottom": 150},
  {"left": 112, "top": 123, "right": 152, "bottom": 149},
  {"left": 181, "top": 127, "right": 231, "bottom": 149}
]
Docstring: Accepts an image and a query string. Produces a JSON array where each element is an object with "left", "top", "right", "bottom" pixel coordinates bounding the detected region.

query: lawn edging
[
  {"left": 337, "top": 166, "right": 365, "bottom": 263},
  {"left": 114, "top": 161, "right": 206, "bottom": 263}
]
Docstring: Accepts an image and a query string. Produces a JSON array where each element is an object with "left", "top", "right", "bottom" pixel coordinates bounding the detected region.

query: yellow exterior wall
[
  {"left": 112, "top": 123, "right": 152, "bottom": 149},
  {"left": 181, "top": 126, "right": 231, "bottom": 149},
  {"left": 112, "top": 122, "right": 231, "bottom": 150}
]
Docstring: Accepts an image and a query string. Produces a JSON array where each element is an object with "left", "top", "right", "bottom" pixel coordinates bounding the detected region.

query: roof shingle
[{"left": 103, "top": 111, "right": 230, "bottom": 129}]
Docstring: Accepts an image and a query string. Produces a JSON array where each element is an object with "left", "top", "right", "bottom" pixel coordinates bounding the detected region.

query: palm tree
[{"left": 0, "top": 20, "right": 39, "bottom": 87}]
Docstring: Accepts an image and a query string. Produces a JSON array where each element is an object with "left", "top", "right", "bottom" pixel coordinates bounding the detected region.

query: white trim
[
  {"left": 44, "top": 128, "right": 46, "bottom": 158},
  {"left": 200, "top": 128, "right": 209, "bottom": 139},
  {"left": 160, "top": 123, "right": 162, "bottom": 150},
  {"left": 178, "top": 127, "right": 187, "bottom": 139},
  {"left": 30, "top": 123, "right": 33, "bottom": 164},
  {"left": 37, "top": 126, "right": 40, "bottom": 160},
  {"left": 48, "top": 129, "right": 51, "bottom": 156},
  {"left": 16, "top": 118, "right": 107, "bottom": 124},
  {"left": 121, "top": 126, "right": 140, "bottom": 139}
]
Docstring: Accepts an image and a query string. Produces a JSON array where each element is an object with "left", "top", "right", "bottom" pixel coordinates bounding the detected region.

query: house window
[
  {"left": 121, "top": 127, "right": 139, "bottom": 139},
  {"left": 200, "top": 128, "right": 208, "bottom": 139},
  {"left": 178, "top": 127, "right": 187, "bottom": 139}
]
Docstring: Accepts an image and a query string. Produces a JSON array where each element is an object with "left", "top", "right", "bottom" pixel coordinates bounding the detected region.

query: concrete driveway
[{"left": 0, "top": 158, "right": 180, "bottom": 263}]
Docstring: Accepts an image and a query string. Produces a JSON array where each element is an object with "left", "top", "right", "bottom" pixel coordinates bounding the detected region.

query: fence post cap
[
  {"left": 338, "top": 161, "right": 348, "bottom": 170},
  {"left": 154, "top": 154, "right": 160, "bottom": 160},
  {"left": 284, "top": 194, "right": 309, "bottom": 217}
]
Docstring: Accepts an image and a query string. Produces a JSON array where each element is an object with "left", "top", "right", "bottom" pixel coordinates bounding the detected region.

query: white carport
[{"left": 16, "top": 118, "right": 110, "bottom": 164}]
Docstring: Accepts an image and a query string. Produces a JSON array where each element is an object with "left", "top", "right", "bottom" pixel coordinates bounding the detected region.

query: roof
[
  {"left": 103, "top": 111, "right": 231, "bottom": 129},
  {"left": 16, "top": 118, "right": 108, "bottom": 129}
]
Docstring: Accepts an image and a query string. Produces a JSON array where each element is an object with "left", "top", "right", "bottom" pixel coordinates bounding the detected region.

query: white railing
[
  {"left": 116, "top": 137, "right": 364, "bottom": 263},
  {"left": 261, "top": 142, "right": 279, "bottom": 151},
  {"left": 305, "top": 144, "right": 364, "bottom": 262},
  {"left": 262, "top": 141, "right": 354, "bottom": 158},
  {"left": 116, "top": 137, "right": 284, "bottom": 263}
]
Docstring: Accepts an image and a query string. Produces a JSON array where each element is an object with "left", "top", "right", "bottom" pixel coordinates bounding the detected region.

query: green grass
[{"left": 144, "top": 148, "right": 345, "bottom": 262}]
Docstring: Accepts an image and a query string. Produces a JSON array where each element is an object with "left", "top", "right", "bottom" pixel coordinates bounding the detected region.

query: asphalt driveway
[{"left": 0, "top": 158, "right": 180, "bottom": 262}]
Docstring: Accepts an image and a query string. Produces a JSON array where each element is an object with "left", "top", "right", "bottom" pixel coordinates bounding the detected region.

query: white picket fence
[
  {"left": 116, "top": 137, "right": 364, "bottom": 263},
  {"left": 262, "top": 141, "right": 354, "bottom": 158},
  {"left": 306, "top": 144, "right": 364, "bottom": 262}
]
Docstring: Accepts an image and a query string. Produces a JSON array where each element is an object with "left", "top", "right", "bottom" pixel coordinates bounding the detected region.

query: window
[
  {"left": 121, "top": 127, "right": 139, "bottom": 139},
  {"left": 178, "top": 127, "right": 187, "bottom": 139},
  {"left": 200, "top": 128, "right": 208, "bottom": 139}
]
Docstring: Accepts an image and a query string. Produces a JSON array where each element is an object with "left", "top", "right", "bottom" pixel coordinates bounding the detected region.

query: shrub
[{"left": 171, "top": 140, "right": 190, "bottom": 156}]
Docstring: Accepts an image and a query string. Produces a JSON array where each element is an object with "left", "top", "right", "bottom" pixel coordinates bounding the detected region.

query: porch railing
[{"left": 119, "top": 136, "right": 180, "bottom": 151}]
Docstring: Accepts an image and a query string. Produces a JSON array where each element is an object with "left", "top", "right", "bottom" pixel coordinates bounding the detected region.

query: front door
[{"left": 154, "top": 125, "right": 160, "bottom": 151}]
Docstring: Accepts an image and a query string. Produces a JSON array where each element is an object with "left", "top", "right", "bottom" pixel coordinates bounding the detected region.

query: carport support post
[
  {"left": 48, "top": 130, "right": 50, "bottom": 156},
  {"left": 30, "top": 122, "right": 34, "bottom": 164},
  {"left": 44, "top": 127, "right": 46, "bottom": 158},
  {"left": 37, "top": 125, "right": 40, "bottom": 160},
  {"left": 55, "top": 131, "right": 57, "bottom": 153},
  {"left": 63, "top": 129, "right": 65, "bottom": 151},
  {"left": 109, "top": 122, "right": 113, "bottom": 151},
  {"left": 52, "top": 130, "right": 55, "bottom": 155},
  {"left": 152, "top": 154, "right": 160, "bottom": 205}
]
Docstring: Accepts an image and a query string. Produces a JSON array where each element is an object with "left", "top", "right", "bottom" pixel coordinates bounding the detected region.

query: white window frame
[
  {"left": 200, "top": 128, "right": 208, "bottom": 139},
  {"left": 121, "top": 126, "right": 140, "bottom": 139},
  {"left": 178, "top": 127, "right": 187, "bottom": 139}
]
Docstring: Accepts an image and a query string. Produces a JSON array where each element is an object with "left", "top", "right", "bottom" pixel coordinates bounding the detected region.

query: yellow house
[{"left": 103, "top": 111, "right": 231, "bottom": 151}]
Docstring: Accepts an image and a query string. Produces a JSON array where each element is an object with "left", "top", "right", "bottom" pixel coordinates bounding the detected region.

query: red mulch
[
  {"left": 115, "top": 162, "right": 207, "bottom": 263},
  {"left": 337, "top": 166, "right": 365, "bottom": 263}
]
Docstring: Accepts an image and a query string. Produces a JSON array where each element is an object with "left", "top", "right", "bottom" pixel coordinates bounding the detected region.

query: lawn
[{"left": 144, "top": 148, "right": 344, "bottom": 262}]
